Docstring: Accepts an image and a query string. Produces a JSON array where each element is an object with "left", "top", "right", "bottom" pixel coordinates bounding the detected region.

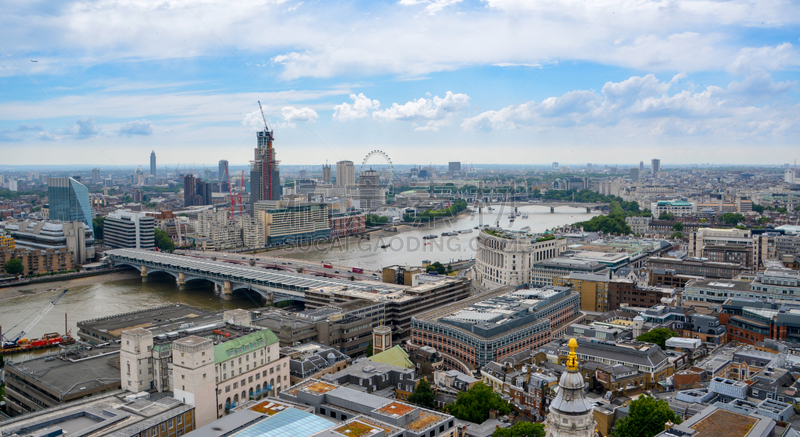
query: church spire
[{"left": 545, "top": 338, "right": 597, "bottom": 437}]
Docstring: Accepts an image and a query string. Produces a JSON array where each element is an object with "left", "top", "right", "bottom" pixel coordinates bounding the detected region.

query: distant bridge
[
  {"left": 106, "top": 249, "right": 402, "bottom": 303},
  {"left": 480, "top": 201, "right": 610, "bottom": 213}
]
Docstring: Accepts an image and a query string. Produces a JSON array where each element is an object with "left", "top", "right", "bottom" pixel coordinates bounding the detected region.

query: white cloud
[
  {"left": 373, "top": 91, "right": 469, "bottom": 130},
  {"left": 278, "top": 106, "right": 318, "bottom": 127},
  {"left": 461, "top": 73, "right": 797, "bottom": 136},
  {"left": 333, "top": 93, "right": 380, "bottom": 121},
  {"left": 398, "top": 0, "right": 464, "bottom": 15},
  {"left": 729, "top": 43, "right": 800, "bottom": 75},
  {"left": 118, "top": 119, "right": 154, "bottom": 136}
]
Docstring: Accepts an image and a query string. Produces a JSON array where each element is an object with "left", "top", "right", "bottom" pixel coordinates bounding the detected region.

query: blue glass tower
[{"left": 48, "top": 177, "right": 92, "bottom": 230}]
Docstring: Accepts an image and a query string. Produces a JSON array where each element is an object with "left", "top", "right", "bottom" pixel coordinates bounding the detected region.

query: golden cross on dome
[{"left": 566, "top": 338, "right": 579, "bottom": 371}]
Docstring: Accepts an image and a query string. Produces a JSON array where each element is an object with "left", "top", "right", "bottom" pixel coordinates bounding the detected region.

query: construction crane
[
  {"left": 2, "top": 289, "right": 68, "bottom": 347},
  {"left": 175, "top": 217, "right": 183, "bottom": 247},
  {"left": 258, "top": 100, "right": 269, "bottom": 132},
  {"left": 721, "top": 183, "right": 739, "bottom": 213}
]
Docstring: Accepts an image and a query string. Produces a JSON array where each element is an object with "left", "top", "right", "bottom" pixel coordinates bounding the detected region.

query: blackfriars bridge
[{"left": 105, "top": 249, "right": 402, "bottom": 302}]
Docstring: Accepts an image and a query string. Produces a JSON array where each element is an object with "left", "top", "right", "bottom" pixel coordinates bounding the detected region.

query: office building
[
  {"left": 448, "top": 162, "right": 461, "bottom": 173},
  {"left": 92, "top": 167, "right": 101, "bottom": 183},
  {"left": 625, "top": 216, "right": 651, "bottom": 234},
  {"left": 554, "top": 272, "right": 610, "bottom": 312},
  {"left": 120, "top": 312, "right": 290, "bottom": 427},
  {"left": 184, "top": 174, "right": 196, "bottom": 207},
  {"left": 305, "top": 277, "right": 471, "bottom": 340},
  {"left": 254, "top": 302, "right": 386, "bottom": 357},
  {"left": 48, "top": 176, "right": 92, "bottom": 229},
  {"left": 3, "top": 219, "right": 94, "bottom": 266},
  {"left": 411, "top": 286, "right": 583, "bottom": 368},
  {"left": 0, "top": 390, "right": 195, "bottom": 436},
  {"left": 786, "top": 168, "right": 797, "bottom": 184},
  {"left": 104, "top": 209, "right": 156, "bottom": 249},
  {"left": 475, "top": 228, "right": 568, "bottom": 289},
  {"left": 254, "top": 200, "right": 331, "bottom": 245},
  {"left": 250, "top": 128, "right": 280, "bottom": 215},
  {"left": 531, "top": 258, "right": 608, "bottom": 287},
  {"left": 219, "top": 159, "right": 229, "bottom": 192},
  {"left": 358, "top": 169, "right": 382, "bottom": 210},
  {"left": 650, "top": 199, "right": 696, "bottom": 217},
  {"left": 4, "top": 345, "right": 123, "bottom": 416},
  {"left": 150, "top": 150, "right": 157, "bottom": 175},
  {"left": 336, "top": 160, "right": 355, "bottom": 188},
  {"left": 649, "top": 257, "right": 743, "bottom": 279},
  {"left": 553, "top": 162, "right": 559, "bottom": 170},
  {"left": 329, "top": 211, "right": 366, "bottom": 238},
  {"left": 639, "top": 161, "right": 644, "bottom": 173},
  {"left": 651, "top": 158, "right": 661, "bottom": 176},
  {"left": 184, "top": 175, "right": 212, "bottom": 207},
  {"left": 607, "top": 279, "right": 676, "bottom": 310},
  {"left": 688, "top": 228, "right": 771, "bottom": 271},
  {"left": 322, "top": 163, "right": 331, "bottom": 183}
]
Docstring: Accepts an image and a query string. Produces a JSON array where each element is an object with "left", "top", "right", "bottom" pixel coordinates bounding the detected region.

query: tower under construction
[{"left": 250, "top": 102, "right": 281, "bottom": 215}]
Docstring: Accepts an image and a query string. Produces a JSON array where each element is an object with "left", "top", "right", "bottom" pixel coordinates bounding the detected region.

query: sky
[{"left": 0, "top": 0, "right": 799, "bottom": 168}]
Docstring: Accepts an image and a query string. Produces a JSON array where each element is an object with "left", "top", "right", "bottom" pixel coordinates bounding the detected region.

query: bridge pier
[
  {"left": 550, "top": 207, "right": 555, "bottom": 213},
  {"left": 177, "top": 272, "right": 186, "bottom": 290},
  {"left": 222, "top": 281, "right": 233, "bottom": 300},
  {"left": 586, "top": 207, "right": 591, "bottom": 213},
  {"left": 141, "top": 266, "right": 149, "bottom": 282}
]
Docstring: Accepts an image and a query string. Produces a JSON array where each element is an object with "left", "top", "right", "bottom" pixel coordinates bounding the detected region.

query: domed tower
[{"left": 546, "top": 338, "right": 597, "bottom": 437}]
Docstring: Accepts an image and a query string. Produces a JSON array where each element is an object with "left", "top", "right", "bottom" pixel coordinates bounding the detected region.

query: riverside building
[{"left": 475, "top": 228, "right": 567, "bottom": 289}]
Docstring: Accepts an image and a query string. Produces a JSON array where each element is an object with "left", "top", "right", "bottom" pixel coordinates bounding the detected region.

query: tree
[
  {"left": 93, "top": 216, "right": 105, "bottom": 239},
  {"left": 752, "top": 203, "right": 765, "bottom": 214},
  {"left": 4, "top": 258, "right": 24, "bottom": 276},
  {"left": 365, "top": 340, "right": 373, "bottom": 357},
  {"left": 426, "top": 262, "right": 446, "bottom": 275},
  {"left": 669, "top": 232, "right": 684, "bottom": 240},
  {"left": 611, "top": 396, "right": 681, "bottom": 437},
  {"left": 672, "top": 222, "right": 684, "bottom": 232},
  {"left": 408, "top": 377, "right": 435, "bottom": 409},
  {"left": 493, "top": 422, "right": 546, "bottom": 437},
  {"left": 154, "top": 228, "right": 175, "bottom": 253},
  {"left": 719, "top": 213, "right": 746, "bottom": 225},
  {"left": 636, "top": 328, "right": 677, "bottom": 350},
  {"left": 445, "top": 382, "right": 512, "bottom": 424},
  {"left": 658, "top": 212, "right": 675, "bottom": 221}
]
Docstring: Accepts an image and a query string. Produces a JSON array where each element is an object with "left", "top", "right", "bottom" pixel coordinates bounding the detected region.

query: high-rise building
[
  {"left": 150, "top": 150, "right": 156, "bottom": 175},
  {"left": 651, "top": 158, "right": 661, "bottom": 176},
  {"left": 552, "top": 162, "right": 559, "bottom": 170},
  {"left": 336, "top": 161, "right": 355, "bottom": 188},
  {"left": 103, "top": 210, "right": 155, "bottom": 249},
  {"left": 250, "top": 129, "right": 280, "bottom": 215},
  {"left": 218, "top": 160, "right": 229, "bottom": 192},
  {"left": 322, "top": 164, "right": 331, "bottom": 183},
  {"left": 48, "top": 177, "right": 92, "bottom": 229},
  {"left": 184, "top": 174, "right": 196, "bottom": 207},
  {"left": 358, "top": 169, "right": 382, "bottom": 210},
  {"left": 92, "top": 168, "right": 100, "bottom": 183},
  {"left": 448, "top": 162, "right": 461, "bottom": 173}
]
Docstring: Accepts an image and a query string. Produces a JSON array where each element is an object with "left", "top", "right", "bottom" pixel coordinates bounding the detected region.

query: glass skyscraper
[{"left": 48, "top": 177, "right": 92, "bottom": 230}]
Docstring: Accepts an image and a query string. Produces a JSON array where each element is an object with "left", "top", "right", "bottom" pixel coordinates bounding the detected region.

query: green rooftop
[
  {"left": 214, "top": 329, "right": 279, "bottom": 364},
  {"left": 369, "top": 345, "right": 414, "bottom": 369}
]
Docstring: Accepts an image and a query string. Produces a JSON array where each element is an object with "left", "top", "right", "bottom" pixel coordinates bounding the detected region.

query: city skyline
[{"left": 0, "top": 1, "right": 798, "bottom": 166}]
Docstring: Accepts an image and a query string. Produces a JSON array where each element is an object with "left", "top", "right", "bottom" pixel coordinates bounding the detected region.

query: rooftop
[
  {"left": 77, "top": 303, "right": 216, "bottom": 341},
  {"left": 6, "top": 345, "right": 121, "bottom": 397},
  {"left": 689, "top": 408, "right": 758, "bottom": 437}
]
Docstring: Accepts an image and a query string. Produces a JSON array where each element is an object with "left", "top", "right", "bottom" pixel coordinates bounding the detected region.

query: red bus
[
  {"left": 352, "top": 267, "right": 363, "bottom": 274},
  {"left": 323, "top": 264, "right": 333, "bottom": 269}
]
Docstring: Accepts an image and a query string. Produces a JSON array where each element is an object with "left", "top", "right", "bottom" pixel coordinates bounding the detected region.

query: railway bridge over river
[{"left": 105, "top": 248, "right": 401, "bottom": 303}]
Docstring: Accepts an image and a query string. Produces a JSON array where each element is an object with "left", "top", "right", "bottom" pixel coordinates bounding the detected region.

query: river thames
[{"left": 0, "top": 205, "right": 596, "bottom": 361}]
